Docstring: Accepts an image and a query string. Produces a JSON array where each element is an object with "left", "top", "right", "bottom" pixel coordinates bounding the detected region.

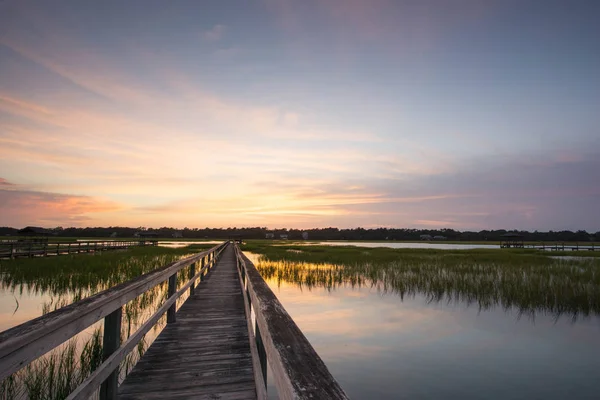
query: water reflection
[
  {"left": 158, "top": 241, "right": 222, "bottom": 248},
  {"left": 253, "top": 256, "right": 600, "bottom": 399},
  {"left": 286, "top": 241, "right": 500, "bottom": 250},
  {"left": 0, "top": 250, "right": 197, "bottom": 398}
]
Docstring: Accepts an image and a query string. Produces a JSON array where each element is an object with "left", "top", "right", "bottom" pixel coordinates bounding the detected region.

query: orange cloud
[{"left": 0, "top": 183, "right": 123, "bottom": 227}]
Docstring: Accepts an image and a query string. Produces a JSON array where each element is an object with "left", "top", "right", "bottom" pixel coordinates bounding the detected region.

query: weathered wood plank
[
  {"left": 236, "top": 245, "right": 349, "bottom": 400},
  {"left": 100, "top": 307, "right": 122, "bottom": 400},
  {"left": 0, "top": 243, "right": 226, "bottom": 382},
  {"left": 117, "top": 245, "right": 256, "bottom": 399}
]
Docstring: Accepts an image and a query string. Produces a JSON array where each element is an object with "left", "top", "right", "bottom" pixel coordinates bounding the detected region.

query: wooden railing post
[
  {"left": 100, "top": 307, "right": 122, "bottom": 400},
  {"left": 189, "top": 262, "right": 196, "bottom": 296},
  {"left": 10, "top": 243, "right": 14, "bottom": 259},
  {"left": 200, "top": 258, "right": 205, "bottom": 281},
  {"left": 167, "top": 273, "right": 177, "bottom": 324},
  {"left": 255, "top": 319, "right": 268, "bottom": 389}
]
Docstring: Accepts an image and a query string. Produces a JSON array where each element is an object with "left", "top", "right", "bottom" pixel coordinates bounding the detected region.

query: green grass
[
  {"left": 243, "top": 243, "right": 600, "bottom": 320},
  {"left": 0, "top": 242, "right": 218, "bottom": 399},
  {"left": 0, "top": 244, "right": 215, "bottom": 296}
]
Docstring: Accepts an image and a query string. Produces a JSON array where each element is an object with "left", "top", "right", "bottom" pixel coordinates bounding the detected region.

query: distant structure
[
  {"left": 110, "top": 232, "right": 118, "bottom": 238},
  {"left": 279, "top": 234, "right": 288, "bottom": 240},
  {"left": 500, "top": 233, "right": 524, "bottom": 248},
  {"left": 433, "top": 235, "right": 447, "bottom": 241},
  {"left": 135, "top": 232, "right": 159, "bottom": 238},
  {"left": 265, "top": 233, "right": 275, "bottom": 239},
  {"left": 302, "top": 231, "right": 309, "bottom": 240},
  {"left": 172, "top": 231, "right": 183, "bottom": 238},
  {"left": 420, "top": 234, "right": 432, "bottom": 241}
]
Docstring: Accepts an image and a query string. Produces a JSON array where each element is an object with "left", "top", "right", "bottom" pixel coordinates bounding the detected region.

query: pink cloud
[{"left": 0, "top": 182, "right": 123, "bottom": 227}]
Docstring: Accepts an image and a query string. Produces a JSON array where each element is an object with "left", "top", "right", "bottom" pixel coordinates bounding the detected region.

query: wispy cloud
[
  {"left": 203, "top": 24, "right": 227, "bottom": 42},
  {"left": 1, "top": 1, "right": 598, "bottom": 230}
]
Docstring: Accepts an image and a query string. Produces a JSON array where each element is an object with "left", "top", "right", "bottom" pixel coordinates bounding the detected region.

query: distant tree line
[{"left": 0, "top": 226, "right": 598, "bottom": 242}]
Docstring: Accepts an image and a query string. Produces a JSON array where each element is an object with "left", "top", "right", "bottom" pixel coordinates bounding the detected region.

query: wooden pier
[
  {"left": 0, "top": 240, "right": 157, "bottom": 259},
  {"left": 0, "top": 241, "right": 348, "bottom": 400},
  {"left": 118, "top": 244, "right": 255, "bottom": 399}
]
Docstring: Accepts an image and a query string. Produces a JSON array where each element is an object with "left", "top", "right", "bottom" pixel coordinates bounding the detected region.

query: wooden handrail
[
  {"left": 233, "top": 242, "right": 348, "bottom": 400},
  {"left": 0, "top": 241, "right": 229, "bottom": 397},
  {"left": 0, "top": 240, "right": 159, "bottom": 259}
]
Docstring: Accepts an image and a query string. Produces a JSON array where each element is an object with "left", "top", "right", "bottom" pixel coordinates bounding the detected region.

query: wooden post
[
  {"left": 167, "top": 273, "right": 177, "bottom": 324},
  {"left": 68, "top": 243, "right": 71, "bottom": 254},
  {"left": 200, "top": 258, "right": 205, "bottom": 282},
  {"left": 255, "top": 319, "right": 268, "bottom": 389},
  {"left": 100, "top": 307, "right": 122, "bottom": 400},
  {"left": 189, "top": 262, "right": 196, "bottom": 296},
  {"left": 10, "top": 243, "right": 13, "bottom": 259},
  {"left": 56, "top": 243, "right": 60, "bottom": 256},
  {"left": 43, "top": 242, "right": 48, "bottom": 256}
]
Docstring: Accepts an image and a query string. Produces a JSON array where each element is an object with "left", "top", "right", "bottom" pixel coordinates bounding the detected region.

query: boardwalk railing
[
  {"left": 233, "top": 242, "right": 349, "bottom": 400},
  {"left": 0, "top": 240, "right": 158, "bottom": 259},
  {"left": 0, "top": 241, "right": 228, "bottom": 399},
  {"left": 525, "top": 242, "right": 597, "bottom": 251}
]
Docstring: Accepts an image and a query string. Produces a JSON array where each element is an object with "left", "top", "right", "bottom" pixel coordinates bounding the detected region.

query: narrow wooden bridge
[
  {"left": 0, "top": 239, "right": 158, "bottom": 259},
  {"left": 0, "top": 241, "right": 348, "bottom": 399}
]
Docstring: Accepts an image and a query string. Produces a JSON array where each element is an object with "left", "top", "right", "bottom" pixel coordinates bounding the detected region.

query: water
[
  {"left": 251, "top": 255, "right": 600, "bottom": 399},
  {"left": 299, "top": 241, "right": 499, "bottom": 250},
  {"left": 0, "top": 285, "right": 54, "bottom": 332},
  {"left": 158, "top": 240, "right": 222, "bottom": 248},
  {"left": 0, "top": 250, "right": 197, "bottom": 397},
  {"left": 287, "top": 241, "right": 599, "bottom": 252}
]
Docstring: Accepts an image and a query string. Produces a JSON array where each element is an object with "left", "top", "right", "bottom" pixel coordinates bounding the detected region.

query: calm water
[
  {"left": 247, "top": 254, "right": 600, "bottom": 399},
  {"left": 300, "top": 241, "right": 597, "bottom": 252},
  {"left": 158, "top": 240, "right": 222, "bottom": 248},
  {"left": 307, "top": 241, "right": 499, "bottom": 250}
]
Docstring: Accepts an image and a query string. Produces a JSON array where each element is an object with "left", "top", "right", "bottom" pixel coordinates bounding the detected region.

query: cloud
[
  {"left": 0, "top": 182, "right": 123, "bottom": 227},
  {"left": 203, "top": 24, "right": 226, "bottom": 42},
  {"left": 0, "top": 1, "right": 598, "bottom": 231},
  {"left": 0, "top": 178, "right": 14, "bottom": 186}
]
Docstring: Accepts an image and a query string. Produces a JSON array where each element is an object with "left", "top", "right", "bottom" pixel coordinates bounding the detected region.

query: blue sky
[{"left": 0, "top": 0, "right": 599, "bottom": 230}]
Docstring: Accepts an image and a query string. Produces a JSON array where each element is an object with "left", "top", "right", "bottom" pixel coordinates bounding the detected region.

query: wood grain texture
[
  {"left": 235, "top": 245, "right": 349, "bottom": 400},
  {"left": 0, "top": 243, "right": 226, "bottom": 381},
  {"left": 118, "top": 245, "right": 256, "bottom": 400}
]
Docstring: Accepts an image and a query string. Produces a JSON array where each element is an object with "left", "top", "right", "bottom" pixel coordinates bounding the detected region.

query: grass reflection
[
  {"left": 0, "top": 244, "right": 213, "bottom": 399},
  {"left": 250, "top": 245, "right": 600, "bottom": 320}
]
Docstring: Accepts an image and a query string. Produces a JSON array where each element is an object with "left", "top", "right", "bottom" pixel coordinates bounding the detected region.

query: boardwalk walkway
[
  {"left": 0, "top": 241, "right": 347, "bottom": 400},
  {"left": 118, "top": 245, "right": 256, "bottom": 399}
]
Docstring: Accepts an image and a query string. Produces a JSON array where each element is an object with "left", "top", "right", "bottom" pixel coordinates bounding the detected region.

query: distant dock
[{"left": 0, "top": 240, "right": 157, "bottom": 259}]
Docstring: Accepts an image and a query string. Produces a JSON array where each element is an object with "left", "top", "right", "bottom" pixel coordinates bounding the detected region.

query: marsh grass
[
  {"left": 246, "top": 243, "right": 600, "bottom": 320},
  {"left": 0, "top": 243, "right": 215, "bottom": 399}
]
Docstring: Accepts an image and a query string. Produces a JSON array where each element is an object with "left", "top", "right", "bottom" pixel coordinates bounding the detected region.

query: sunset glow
[{"left": 1, "top": 1, "right": 599, "bottom": 230}]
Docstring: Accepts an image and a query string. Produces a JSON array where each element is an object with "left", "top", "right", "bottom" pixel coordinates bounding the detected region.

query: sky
[{"left": 0, "top": 0, "right": 599, "bottom": 231}]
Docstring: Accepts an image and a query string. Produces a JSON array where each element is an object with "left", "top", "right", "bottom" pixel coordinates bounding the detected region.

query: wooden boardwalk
[
  {"left": 118, "top": 245, "right": 255, "bottom": 399},
  {"left": 0, "top": 240, "right": 157, "bottom": 259},
  {"left": 0, "top": 241, "right": 348, "bottom": 400}
]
